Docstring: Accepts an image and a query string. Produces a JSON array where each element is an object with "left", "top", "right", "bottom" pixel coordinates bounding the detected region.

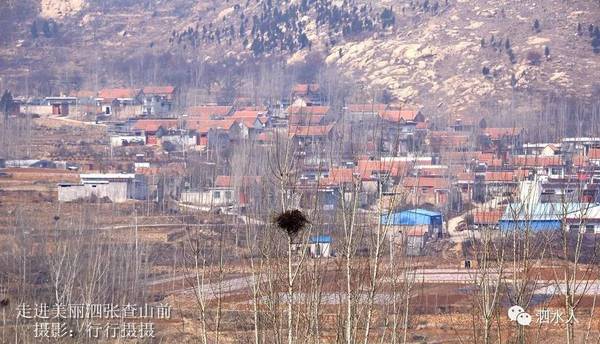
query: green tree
[
  {"left": 31, "top": 22, "right": 38, "bottom": 39},
  {"left": 533, "top": 19, "right": 540, "bottom": 32},
  {"left": 0, "top": 90, "right": 14, "bottom": 119},
  {"left": 42, "top": 20, "right": 52, "bottom": 37},
  {"left": 380, "top": 7, "right": 395, "bottom": 29}
]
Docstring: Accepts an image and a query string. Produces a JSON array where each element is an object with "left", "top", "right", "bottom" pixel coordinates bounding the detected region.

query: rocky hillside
[{"left": 0, "top": 0, "right": 599, "bottom": 116}]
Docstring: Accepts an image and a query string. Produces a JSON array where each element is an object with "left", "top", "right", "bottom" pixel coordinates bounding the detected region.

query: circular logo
[{"left": 508, "top": 305, "right": 531, "bottom": 326}]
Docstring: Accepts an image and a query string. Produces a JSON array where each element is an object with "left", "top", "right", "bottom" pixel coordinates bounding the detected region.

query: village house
[
  {"left": 140, "top": 86, "right": 177, "bottom": 117},
  {"left": 449, "top": 117, "right": 479, "bottom": 132},
  {"left": 480, "top": 127, "right": 526, "bottom": 152},
  {"left": 308, "top": 236, "right": 333, "bottom": 258},
  {"left": 561, "top": 137, "right": 600, "bottom": 156},
  {"left": 512, "top": 155, "right": 566, "bottom": 179},
  {"left": 287, "top": 105, "right": 330, "bottom": 126},
  {"left": 471, "top": 208, "right": 505, "bottom": 229},
  {"left": 499, "top": 202, "right": 600, "bottom": 233},
  {"left": 522, "top": 143, "right": 560, "bottom": 156},
  {"left": 97, "top": 88, "right": 142, "bottom": 119},
  {"left": 428, "top": 131, "right": 471, "bottom": 153},
  {"left": 290, "top": 83, "right": 324, "bottom": 105},
  {"left": 109, "top": 134, "right": 146, "bottom": 147},
  {"left": 186, "top": 105, "right": 233, "bottom": 119},
  {"left": 180, "top": 175, "right": 263, "bottom": 209},
  {"left": 402, "top": 176, "right": 451, "bottom": 206},
  {"left": 289, "top": 124, "right": 335, "bottom": 159},
  {"left": 381, "top": 208, "right": 445, "bottom": 251},
  {"left": 377, "top": 107, "right": 425, "bottom": 154},
  {"left": 159, "top": 129, "right": 199, "bottom": 152},
  {"left": 344, "top": 103, "right": 388, "bottom": 122},
  {"left": 58, "top": 173, "right": 148, "bottom": 203},
  {"left": 130, "top": 119, "right": 180, "bottom": 145},
  {"left": 479, "top": 170, "right": 529, "bottom": 199},
  {"left": 44, "top": 95, "right": 77, "bottom": 115}
]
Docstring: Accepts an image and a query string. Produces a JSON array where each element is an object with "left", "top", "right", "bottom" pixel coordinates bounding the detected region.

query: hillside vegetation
[{"left": 0, "top": 0, "right": 599, "bottom": 115}]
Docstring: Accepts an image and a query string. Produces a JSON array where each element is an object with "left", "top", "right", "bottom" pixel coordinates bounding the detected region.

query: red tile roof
[
  {"left": 231, "top": 109, "right": 263, "bottom": 118},
  {"left": 256, "top": 131, "right": 274, "bottom": 142},
  {"left": 477, "top": 152, "right": 505, "bottom": 167},
  {"left": 416, "top": 122, "right": 428, "bottom": 129},
  {"left": 292, "top": 83, "right": 320, "bottom": 95},
  {"left": 142, "top": 86, "right": 175, "bottom": 95},
  {"left": 214, "top": 176, "right": 261, "bottom": 188},
  {"left": 288, "top": 125, "right": 334, "bottom": 137},
  {"left": 98, "top": 88, "right": 139, "bottom": 100},
  {"left": 484, "top": 171, "right": 517, "bottom": 182},
  {"left": 573, "top": 154, "right": 589, "bottom": 167},
  {"left": 512, "top": 155, "right": 563, "bottom": 167},
  {"left": 589, "top": 148, "right": 600, "bottom": 160},
  {"left": 378, "top": 109, "right": 418, "bottom": 123},
  {"left": 186, "top": 105, "right": 232, "bottom": 119},
  {"left": 215, "top": 176, "right": 231, "bottom": 188},
  {"left": 483, "top": 127, "right": 524, "bottom": 140},
  {"left": 429, "top": 131, "right": 470, "bottom": 146},
  {"left": 402, "top": 176, "right": 450, "bottom": 189},
  {"left": 289, "top": 114, "right": 326, "bottom": 125},
  {"left": 287, "top": 106, "right": 330, "bottom": 115},
  {"left": 132, "top": 119, "right": 179, "bottom": 132},
  {"left": 456, "top": 172, "right": 475, "bottom": 182},
  {"left": 186, "top": 119, "right": 237, "bottom": 133},
  {"left": 473, "top": 209, "right": 505, "bottom": 225},
  {"left": 328, "top": 167, "right": 355, "bottom": 183},
  {"left": 355, "top": 159, "right": 410, "bottom": 179},
  {"left": 414, "top": 166, "right": 449, "bottom": 177}
]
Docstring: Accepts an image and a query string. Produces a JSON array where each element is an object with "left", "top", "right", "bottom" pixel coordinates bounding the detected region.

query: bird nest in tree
[{"left": 274, "top": 209, "right": 309, "bottom": 238}]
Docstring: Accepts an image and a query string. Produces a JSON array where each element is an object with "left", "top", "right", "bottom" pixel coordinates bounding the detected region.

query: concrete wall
[
  {"left": 21, "top": 105, "right": 53, "bottom": 115},
  {"left": 110, "top": 135, "right": 146, "bottom": 147},
  {"left": 180, "top": 189, "right": 233, "bottom": 206},
  {"left": 58, "top": 182, "right": 128, "bottom": 203}
]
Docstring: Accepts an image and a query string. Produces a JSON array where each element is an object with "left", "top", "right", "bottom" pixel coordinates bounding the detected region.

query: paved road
[
  {"left": 145, "top": 267, "right": 600, "bottom": 300},
  {"left": 178, "top": 202, "right": 266, "bottom": 225},
  {"left": 45, "top": 116, "right": 107, "bottom": 127}
]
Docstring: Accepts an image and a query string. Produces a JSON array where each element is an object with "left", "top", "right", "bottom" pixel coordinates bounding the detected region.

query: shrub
[{"left": 526, "top": 50, "right": 542, "bottom": 65}]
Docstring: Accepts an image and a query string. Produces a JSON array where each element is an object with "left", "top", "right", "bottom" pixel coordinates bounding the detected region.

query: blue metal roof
[
  {"left": 499, "top": 202, "right": 600, "bottom": 231},
  {"left": 501, "top": 203, "right": 600, "bottom": 221},
  {"left": 309, "top": 235, "right": 332, "bottom": 244},
  {"left": 381, "top": 208, "right": 443, "bottom": 226},
  {"left": 499, "top": 220, "right": 562, "bottom": 231},
  {"left": 409, "top": 208, "right": 443, "bottom": 217}
]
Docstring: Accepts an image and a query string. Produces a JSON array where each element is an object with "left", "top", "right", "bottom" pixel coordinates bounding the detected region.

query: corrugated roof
[
  {"left": 500, "top": 203, "right": 600, "bottom": 222},
  {"left": 381, "top": 208, "right": 442, "bottom": 226}
]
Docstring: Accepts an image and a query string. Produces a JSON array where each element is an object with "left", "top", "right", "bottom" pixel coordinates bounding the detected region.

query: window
[
  {"left": 569, "top": 225, "right": 580, "bottom": 233},
  {"left": 586, "top": 225, "right": 595, "bottom": 234},
  {"left": 213, "top": 191, "right": 221, "bottom": 199},
  {"left": 225, "top": 191, "right": 232, "bottom": 199}
]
